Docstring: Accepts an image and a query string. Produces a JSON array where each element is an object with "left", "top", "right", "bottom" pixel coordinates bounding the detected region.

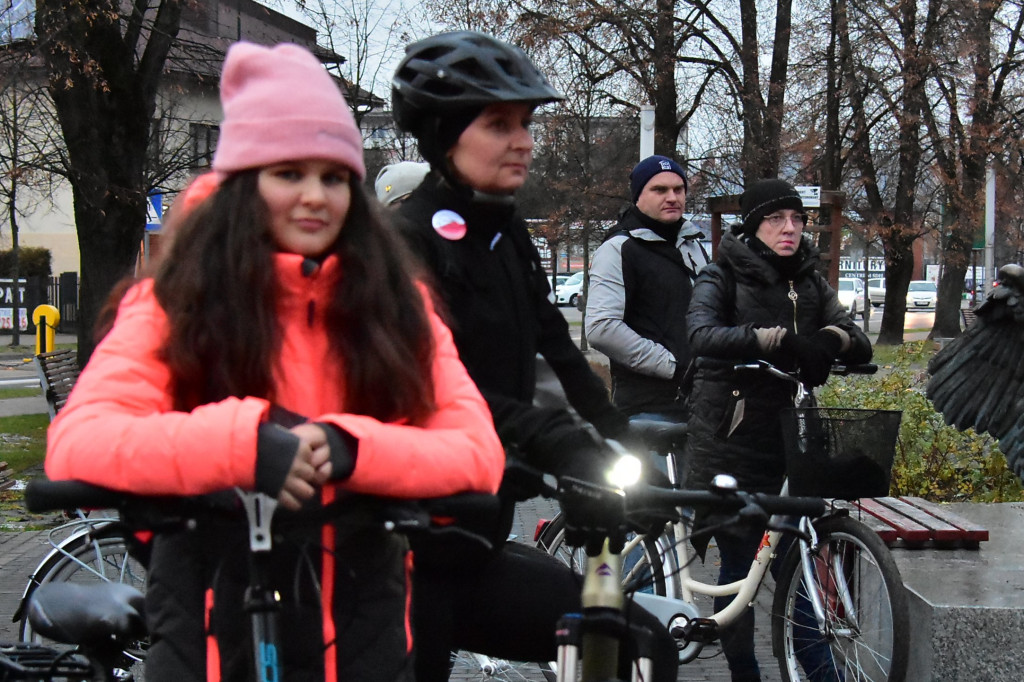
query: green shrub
[
  {"left": 818, "top": 342, "right": 1024, "bottom": 503},
  {"left": 0, "top": 246, "right": 52, "bottom": 278}
]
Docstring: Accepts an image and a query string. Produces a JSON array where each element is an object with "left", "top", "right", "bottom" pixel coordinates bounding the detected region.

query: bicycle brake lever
[{"left": 765, "top": 519, "right": 812, "bottom": 543}]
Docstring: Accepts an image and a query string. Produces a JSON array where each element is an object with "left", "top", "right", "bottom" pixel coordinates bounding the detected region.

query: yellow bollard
[{"left": 32, "top": 304, "right": 60, "bottom": 355}]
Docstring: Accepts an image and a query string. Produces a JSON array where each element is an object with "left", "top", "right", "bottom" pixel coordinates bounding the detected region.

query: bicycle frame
[
  {"left": 556, "top": 539, "right": 653, "bottom": 682},
  {"left": 628, "top": 504, "right": 789, "bottom": 654},
  {"left": 626, "top": 465, "right": 837, "bottom": 664}
]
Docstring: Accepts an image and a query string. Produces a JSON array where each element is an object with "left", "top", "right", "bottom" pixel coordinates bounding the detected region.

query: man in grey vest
[{"left": 586, "top": 155, "right": 710, "bottom": 423}]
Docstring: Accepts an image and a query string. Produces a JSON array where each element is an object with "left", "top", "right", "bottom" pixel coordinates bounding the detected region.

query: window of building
[{"left": 190, "top": 123, "right": 219, "bottom": 169}]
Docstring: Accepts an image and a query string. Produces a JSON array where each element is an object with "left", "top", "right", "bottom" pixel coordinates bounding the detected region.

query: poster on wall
[
  {"left": 0, "top": 279, "right": 28, "bottom": 331},
  {"left": 0, "top": 308, "right": 28, "bottom": 331}
]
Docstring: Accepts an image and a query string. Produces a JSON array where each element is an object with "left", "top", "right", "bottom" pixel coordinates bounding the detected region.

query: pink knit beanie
[{"left": 212, "top": 42, "right": 366, "bottom": 179}]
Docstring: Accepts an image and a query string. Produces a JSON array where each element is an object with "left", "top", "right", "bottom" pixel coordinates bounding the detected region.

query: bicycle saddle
[
  {"left": 27, "top": 581, "right": 146, "bottom": 648},
  {"left": 628, "top": 419, "right": 689, "bottom": 452}
]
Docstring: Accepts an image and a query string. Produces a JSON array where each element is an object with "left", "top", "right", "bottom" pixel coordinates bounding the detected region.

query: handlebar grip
[
  {"left": 24, "top": 479, "right": 128, "bottom": 512},
  {"left": 750, "top": 493, "right": 826, "bottom": 518}
]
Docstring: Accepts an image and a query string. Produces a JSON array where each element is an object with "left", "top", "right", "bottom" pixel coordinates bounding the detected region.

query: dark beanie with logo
[
  {"left": 629, "top": 155, "right": 688, "bottom": 203},
  {"left": 739, "top": 178, "right": 804, "bottom": 236}
]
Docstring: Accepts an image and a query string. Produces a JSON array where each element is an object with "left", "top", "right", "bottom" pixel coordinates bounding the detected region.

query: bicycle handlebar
[
  {"left": 24, "top": 478, "right": 226, "bottom": 515},
  {"left": 553, "top": 476, "right": 827, "bottom": 551},
  {"left": 733, "top": 360, "right": 878, "bottom": 383},
  {"left": 624, "top": 483, "right": 826, "bottom": 519},
  {"left": 24, "top": 478, "right": 499, "bottom": 554}
]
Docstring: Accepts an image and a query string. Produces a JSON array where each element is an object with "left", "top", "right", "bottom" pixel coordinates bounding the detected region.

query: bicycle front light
[{"left": 606, "top": 453, "right": 643, "bottom": 489}]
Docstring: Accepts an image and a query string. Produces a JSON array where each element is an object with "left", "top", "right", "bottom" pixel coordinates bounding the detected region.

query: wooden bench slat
[
  {"left": 853, "top": 498, "right": 933, "bottom": 542},
  {"left": 871, "top": 496, "right": 963, "bottom": 541},
  {"left": 33, "top": 348, "right": 80, "bottom": 420},
  {"left": 829, "top": 500, "right": 899, "bottom": 544},
  {"left": 899, "top": 496, "right": 990, "bottom": 542}
]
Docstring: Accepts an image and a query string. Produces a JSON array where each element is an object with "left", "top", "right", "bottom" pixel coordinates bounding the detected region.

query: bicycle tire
[
  {"left": 19, "top": 533, "right": 148, "bottom": 679},
  {"left": 536, "top": 511, "right": 673, "bottom": 597},
  {"left": 771, "top": 515, "right": 909, "bottom": 682},
  {"left": 450, "top": 649, "right": 554, "bottom": 681}
]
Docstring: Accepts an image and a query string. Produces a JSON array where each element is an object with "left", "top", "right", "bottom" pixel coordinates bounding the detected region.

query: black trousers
[{"left": 412, "top": 541, "right": 679, "bottom": 682}]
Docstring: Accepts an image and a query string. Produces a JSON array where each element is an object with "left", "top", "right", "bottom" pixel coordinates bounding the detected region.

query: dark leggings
[
  {"left": 413, "top": 541, "right": 679, "bottom": 682},
  {"left": 714, "top": 526, "right": 841, "bottom": 682}
]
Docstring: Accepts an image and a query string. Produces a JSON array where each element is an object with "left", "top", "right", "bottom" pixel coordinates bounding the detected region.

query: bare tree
[
  {"left": 33, "top": 0, "right": 186, "bottom": 362},
  {"left": 0, "top": 4, "right": 64, "bottom": 346},
  {"left": 923, "top": 0, "right": 1024, "bottom": 337},
  {"left": 289, "top": 0, "right": 400, "bottom": 127}
]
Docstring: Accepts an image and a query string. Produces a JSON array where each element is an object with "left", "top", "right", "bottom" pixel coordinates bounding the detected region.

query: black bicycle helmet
[{"left": 392, "top": 31, "right": 564, "bottom": 134}]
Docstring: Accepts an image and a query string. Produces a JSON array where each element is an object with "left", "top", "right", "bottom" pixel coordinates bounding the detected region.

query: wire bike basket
[{"left": 780, "top": 408, "right": 902, "bottom": 499}]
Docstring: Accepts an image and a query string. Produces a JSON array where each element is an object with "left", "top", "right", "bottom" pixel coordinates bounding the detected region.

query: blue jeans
[{"left": 714, "top": 526, "right": 841, "bottom": 682}]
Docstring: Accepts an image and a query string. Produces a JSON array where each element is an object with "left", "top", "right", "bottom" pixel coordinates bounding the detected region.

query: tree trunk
[
  {"left": 653, "top": 0, "right": 680, "bottom": 156},
  {"left": 931, "top": 0, "right": 1001, "bottom": 339},
  {"left": 762, "top": 0, "right": 793, "bottom": 177},
  {"left": 35, "top": 0, "right": 183, "bottom": 363},
  {"left": 738, "top": 0, "right": 764, "bottom": 183}
]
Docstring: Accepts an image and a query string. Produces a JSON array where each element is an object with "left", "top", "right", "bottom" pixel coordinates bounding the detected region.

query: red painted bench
[{"left": 832, "top": 496, "right": 989, "bottom": 549}]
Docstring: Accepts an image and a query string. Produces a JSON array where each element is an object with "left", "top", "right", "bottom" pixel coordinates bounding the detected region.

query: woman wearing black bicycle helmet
[{"left": 391, "top": 31, "right": 678, "bottom": 682}]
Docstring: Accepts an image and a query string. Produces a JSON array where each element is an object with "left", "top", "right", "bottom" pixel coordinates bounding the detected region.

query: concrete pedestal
[{"left": 893, "top": 502, "right": 1024, "bottom": 681}]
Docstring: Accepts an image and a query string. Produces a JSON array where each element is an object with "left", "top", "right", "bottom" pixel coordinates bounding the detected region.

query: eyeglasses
[{"left": 762, "top": 212, "right": 809, "bottom": 228}]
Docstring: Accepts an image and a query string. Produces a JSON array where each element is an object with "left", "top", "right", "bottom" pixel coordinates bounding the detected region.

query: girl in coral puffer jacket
[{"left": 44, "top": 41, "right": 504, "bottom": 682}]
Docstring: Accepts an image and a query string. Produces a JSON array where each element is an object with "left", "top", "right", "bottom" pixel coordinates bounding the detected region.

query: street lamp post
[{"left": 640, "top": 105, "right": 655, "bottom": 160}]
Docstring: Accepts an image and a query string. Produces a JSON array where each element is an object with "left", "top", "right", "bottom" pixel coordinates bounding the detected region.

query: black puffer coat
[
  {"left": 683, "top": 231, "right": 872, "bottom": 501},
  {"left": 394, "top": 173, "right": 630, "bottom": 546}
]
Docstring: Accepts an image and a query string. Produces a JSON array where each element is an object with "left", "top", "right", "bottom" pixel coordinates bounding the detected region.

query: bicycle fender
[{"left": 11, "top": 525, "right": 110, "bottom": 623}]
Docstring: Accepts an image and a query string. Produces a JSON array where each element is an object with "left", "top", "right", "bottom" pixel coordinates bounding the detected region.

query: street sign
[
  {"left": 795, "top": 185, "right": 821, "bottom": 208},
  {"left": 146, "top": 191, "right": 162, "bottom": 231}
]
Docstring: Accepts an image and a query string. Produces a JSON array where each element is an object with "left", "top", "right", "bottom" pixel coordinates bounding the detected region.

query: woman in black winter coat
[
  {"left": 684, "top": 179, "right": 872, "bottom": 682},
  {"left": 389, "top": 30, "right": 678, "bottom": 682}
]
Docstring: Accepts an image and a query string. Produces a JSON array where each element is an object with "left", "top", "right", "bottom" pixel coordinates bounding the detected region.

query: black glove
[
  {"left": 499, "top": 455, "right": 554, "bottom": 502},
  {"left": 780, "top": 332, "right": 839, "bottom": 388},
  {"left": 544, "top": 427, "right": 619, "bottom": 485},
  {"left": 810, "top": 328, "right": 844, "bottom": 358}
]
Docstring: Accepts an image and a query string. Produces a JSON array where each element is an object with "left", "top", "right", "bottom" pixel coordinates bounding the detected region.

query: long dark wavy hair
[{"left": 151, "top": 171, "right": 437, "bottom": 424}]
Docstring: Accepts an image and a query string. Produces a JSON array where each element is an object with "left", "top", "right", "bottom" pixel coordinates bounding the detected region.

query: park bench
[
  {"left": 33, "top": 348, "right": 80, "bottom": 421},
  {"left": 833, "top": 496, "right": 989, "bottom": 549},
  {"left": 0, "top": 350, "right": 78, "bottom": 491},
  {"left": 961, "top": 306, "right": 978, "bottom": 329}
]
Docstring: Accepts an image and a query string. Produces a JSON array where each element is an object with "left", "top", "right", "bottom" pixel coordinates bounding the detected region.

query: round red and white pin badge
[{"left": 432, "top": 209, "right": 467, "bottom": 241}]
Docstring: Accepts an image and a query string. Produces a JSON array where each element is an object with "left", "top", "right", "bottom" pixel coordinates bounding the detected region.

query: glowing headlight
[{"left": 607, "top": 454, "right": 643, "bottom": 489}]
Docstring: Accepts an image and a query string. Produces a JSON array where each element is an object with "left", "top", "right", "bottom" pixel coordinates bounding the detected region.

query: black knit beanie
[
  {"left": 739, "top": 179, "right": 804, "bottom": 236},
  {"left": 414, "top": 108, "right": 484, "bottom": 170}
]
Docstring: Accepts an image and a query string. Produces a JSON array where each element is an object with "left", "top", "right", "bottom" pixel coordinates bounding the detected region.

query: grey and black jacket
[
  {"left": 586, "top": 205, "right": 710, "bottom": 417},
  {"left": 683, "top": 230, "right": 872, "bottom": 503}
]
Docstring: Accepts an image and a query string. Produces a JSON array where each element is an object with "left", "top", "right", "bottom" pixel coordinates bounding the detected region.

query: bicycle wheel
[
  {"left": 771, "top": 515, "right": 909, "bottom": 682},
  {"left": 450, "top": 649, "right": 554, "bottom": 680},
  {"left": 19, "top": 533, "right": 148, "bottom": 678},
  {"left": 537, "top": 511, "right": 675, "bottom": 597}
]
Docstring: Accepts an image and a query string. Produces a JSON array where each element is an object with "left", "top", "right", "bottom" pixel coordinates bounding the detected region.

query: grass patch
[
  {"left": 0, "top": 413, "right": 49, "bottom": 474},
  {"left": 0, "top": 387, "right": 43, "bottom": 400}
]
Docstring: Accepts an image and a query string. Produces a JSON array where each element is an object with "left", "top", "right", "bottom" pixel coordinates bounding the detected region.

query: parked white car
[
  {"left": 837, "top": 277, "right": 866, "bottom": 319},
  {"left": 868, "top": 277, "right": 886, "bottom": 307},
  {"left": 555, "top": 272, "right": 585, "bottom": 307},
  {"left": 907, "top": 280, "right": 938, "bottom": 309}
]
